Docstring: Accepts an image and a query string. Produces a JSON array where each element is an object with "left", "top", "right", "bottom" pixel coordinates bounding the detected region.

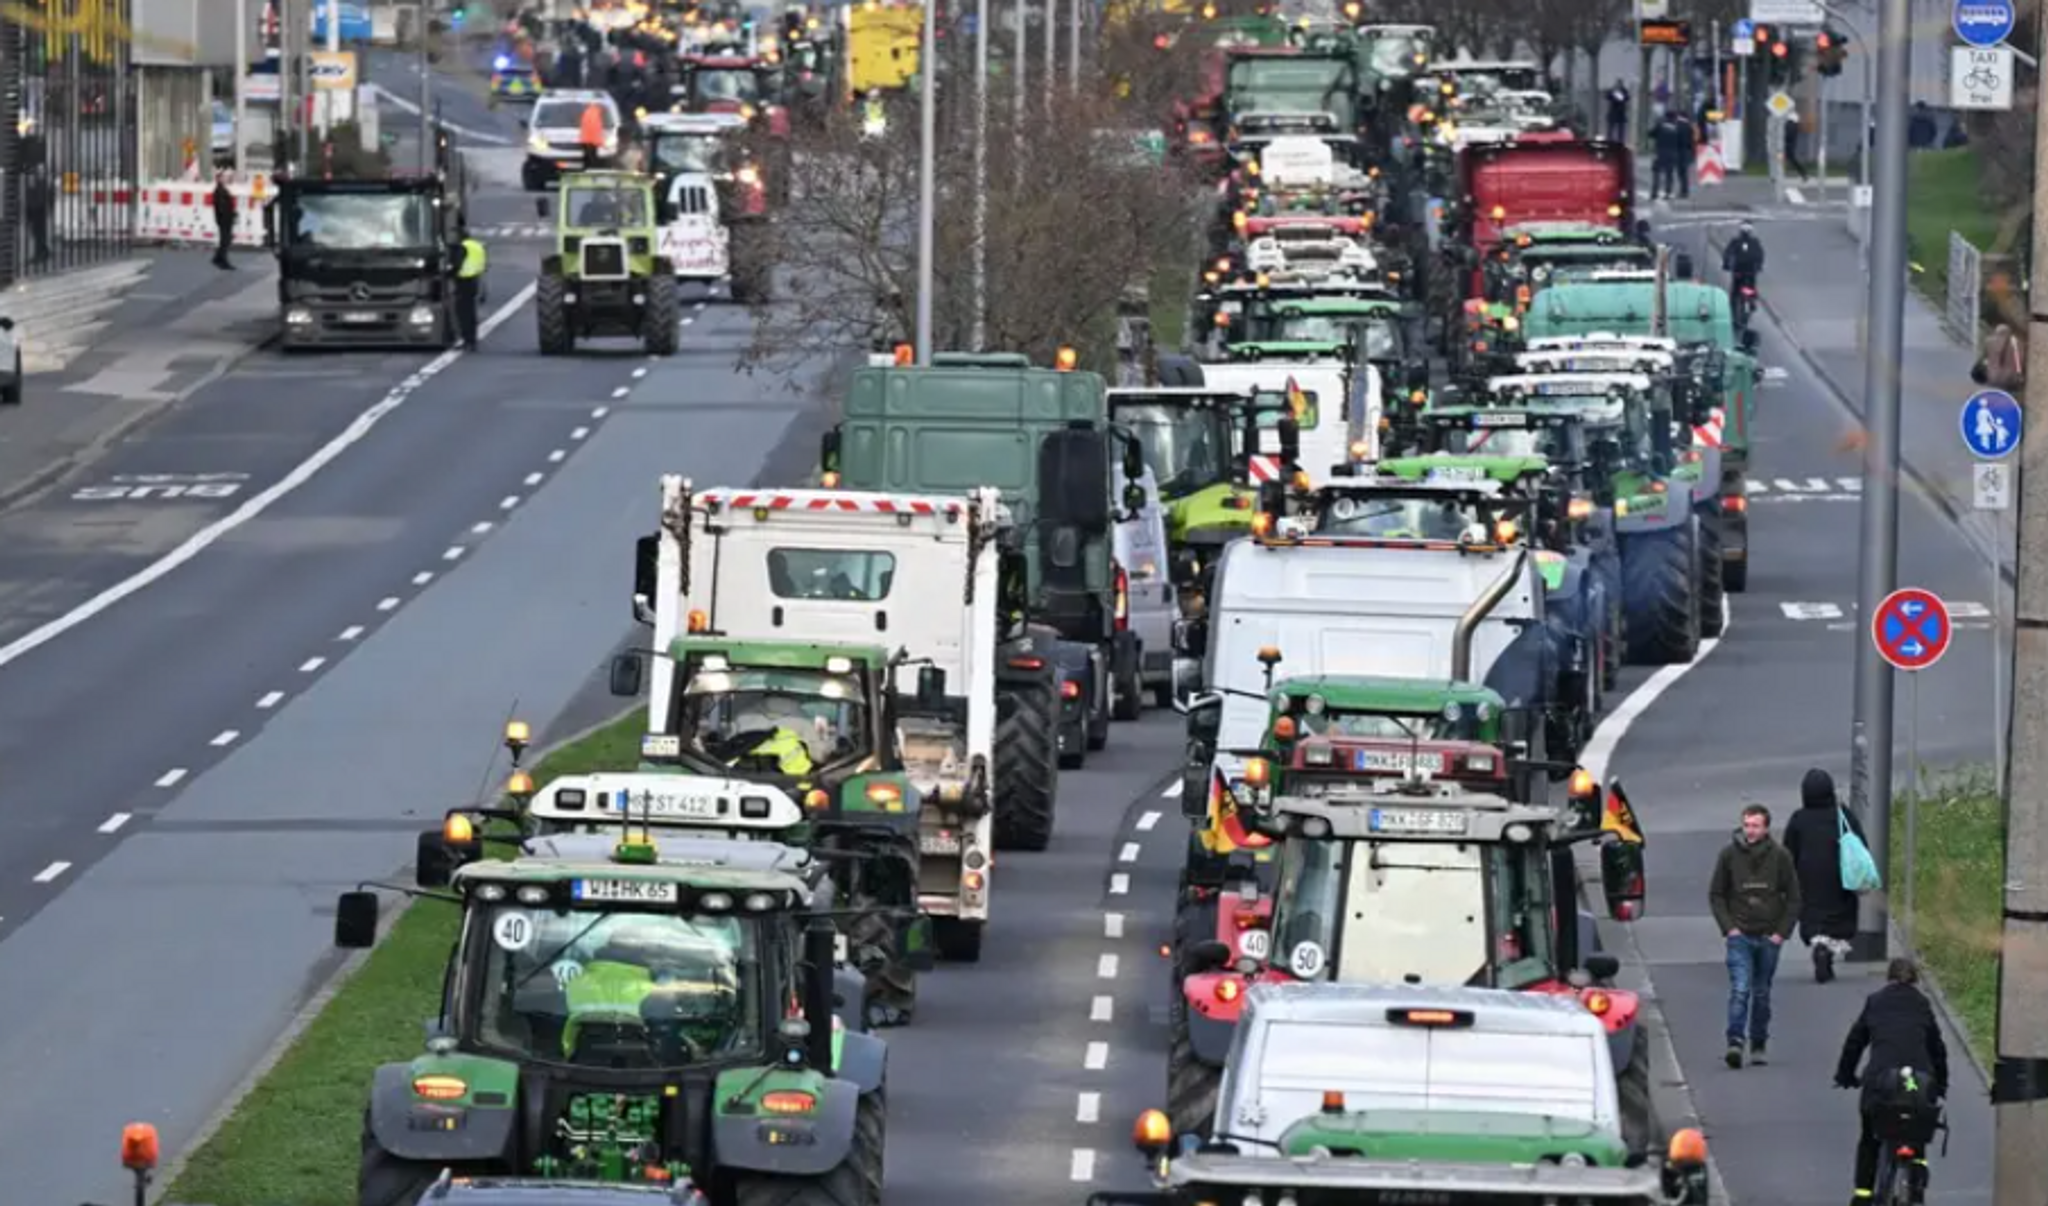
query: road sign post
[
  {"left": 1962, "top": 388, "right": 2024, "bottom": 458},
  {"left": 1872, "top": 588, "right": 1953, "bottom": 671}
]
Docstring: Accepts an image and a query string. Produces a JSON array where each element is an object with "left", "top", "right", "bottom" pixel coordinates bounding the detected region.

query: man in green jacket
[{"left": 1708, "top": 803, "right": 1801, "bottom": 1069}]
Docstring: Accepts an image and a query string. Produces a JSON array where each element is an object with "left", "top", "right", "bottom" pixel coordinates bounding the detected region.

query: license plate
[
  {"left": 615, "top": 791, "right": 719, "bottom": 819},
  {"left": 341, "top": 310, "right": 379, "bottom": 323},
  {"left": 1354, "top": 749, "right": 1439, "bottom": 773},
  {"left": 1369, "top": 807, "right": 1469, "bottom": 835},
  {"left": 919, "top": 831, "right": 961, "bottom": 855},
  {"left": 572, "top": 879, "right": 680, "bottom": 903}
]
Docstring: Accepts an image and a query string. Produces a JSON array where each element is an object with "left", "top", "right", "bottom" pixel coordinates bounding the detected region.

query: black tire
[
  {"left": 1724, "top": 551, "right": 1749, "bottom": 593},
  {"left": 1085, "top": 678, "right": 1110, "bottom": 751},
  {"left": 535, "top": 273, "right": 573, "bottom": 355},
  {"left": 993, "top": 679, "right": 1058, "bottom": 851},
  {"left": 1166, "top": 993, "right": 1222, "bottom": 1139},
  {"left": 1602, "top": 594, "right": 1622, "bottom": 692},
  {"left": 1, "top": 352, "right": 20, "bottom": 404},
  {"left": 933, "top": 917, "right": 983, "bottom": 962},
  {"left": 359, "top": 1115, "right": 446, "bottom": 1206},
  {"left": 1112, "top": 641, "right": 1143, "bottom": 722},
  {"left": 642, "top": 273, "right": 680, "bottom": 355},
  {"left": 1620, "top": 523, "right": 1700, "bottom": 665},
  {"left": 1170, "top": 893, "right": 1217, "bottom": 987},
  {"left": 845, "top": 902, "right": 915, "bottom": 1027},
  {"left": 1617, "top": 1026, "right": 1657, "bottom": 1160},
  {"left": 732, "top": 1093, "right": 876, "bottom": 1206},
  {"left": 1697, "top": 511, "right": 1726, "bottom": 638}
]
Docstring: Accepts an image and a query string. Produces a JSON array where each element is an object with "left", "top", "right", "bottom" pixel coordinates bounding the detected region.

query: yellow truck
[{"left": 846, "top": 2, "right": 922, "bottom": 97}]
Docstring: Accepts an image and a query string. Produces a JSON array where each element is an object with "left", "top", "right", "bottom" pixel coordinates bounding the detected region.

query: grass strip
[
  {"left": 166, "top": 711, "right": 644, "bottom": 1206},
  {"left": 1888, "top": 766, "right": 2000, "bottom": 1068},
  {"left": 1903, "top": 147, "right": 2001, "bottom": 313}
]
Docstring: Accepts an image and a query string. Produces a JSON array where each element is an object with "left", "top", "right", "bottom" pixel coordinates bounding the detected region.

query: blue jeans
[{"left": 1726, "top": 933, "right": 1782, "bottom": 1046}]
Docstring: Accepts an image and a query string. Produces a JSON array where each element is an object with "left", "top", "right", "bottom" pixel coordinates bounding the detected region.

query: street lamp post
[
  {"left": 914, "top": 0, "right": 937, "bottom": 362},
  {"left": 974, "top": 0, "right": 989, "bottom": 349}
]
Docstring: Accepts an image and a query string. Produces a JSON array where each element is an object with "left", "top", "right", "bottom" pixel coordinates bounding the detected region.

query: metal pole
[
  {"left": 973, "top": 0, "right": 988, "bottom": 350},
  {"left": 1068, "top": 0, "right": 1080, "bottom": 91},
  {"left": 294, "top": 0, "right": 310, "bottom": 169},
  {"left": 914, "top": 0, "right": 937, "bottom": 363},
  {"left": 1992, "top": 0, "right": 2048, "bottom": 1188},
  {"left": 1844, "top": 0, "right": 1908, "bottom": 965},
  {"left": 419, "top": 5, "right": 433, "bottom": 172},
  {"left": 1815, "top": 54, "right": 1828, "bottom": 203},
  {"left": 322, "top": 0, "right": 339, "bottom": 135},
  {"left": 1012, "top": 0, "right": 1026, "bottom": 184},
  {"left": 1903, "top": 672, "right": 1919, "bottom": 949},
  {"left": 1044, "top": 0, "right": 1054, "bottom": 112},
  {"left": 234, "top": 0, "right": 249, "bottom": 174}
]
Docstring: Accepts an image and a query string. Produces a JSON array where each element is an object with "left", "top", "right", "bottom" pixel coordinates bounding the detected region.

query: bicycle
[{"left": 1870, "top": 1104, "right": 1947, "bottom": 1206}]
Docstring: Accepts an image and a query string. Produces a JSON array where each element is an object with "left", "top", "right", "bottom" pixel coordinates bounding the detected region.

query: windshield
[
  {"left": 767, "top": 548, "right": 896, "bottom": 599},
  {"left": 474, "top": 904, "right": 760, "bottom": 1068},
  {"left": 1271, "top": 839, "right": 1554, "bottom": 988},
  {"left": 287, "top": 193, "right": 435, "bottom": 249},
  {"left": 1119, "top": 403, "right": 1232, "bottom": 497},
  {"left": 1254, "top": 388, "right": 1320, "bottom": 430},
  {"left": 1365, "top": 34, "right": 1428, "bottom": 77},
  {"left": 534, "top": 99, "right": 616, "bottom": 130},
  {"left": 567, "top": 186, "right": 648, "bottom": 227},
  {"left": 1298, "top": 709, "right": 1465, "bottom": 740},
  {"left": 1319, "top": 492, "right": 1496, "bottom": 541},
  {"left": 676, "top": 666, "right": 871, "bottom": 773},
  {"left": 652, "top": 133, "right": 724, "bottom": 174},
  {"left": 1266, "top": 314, "right": 1399, "bottom": 359},
  {"left": 1440, "top": 423, "right": 1572, "bottom": 459},
  {"left": 694, "top": 68, "right": 762, "bottom": 103}
]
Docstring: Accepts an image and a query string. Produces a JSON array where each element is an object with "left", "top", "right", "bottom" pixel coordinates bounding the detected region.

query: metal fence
[
  {"left": 0, "top": 0, "right": 139, "bottom": 289},
  {"left": 1946, "top": 230, "right": 1982, "bottom": 343}
]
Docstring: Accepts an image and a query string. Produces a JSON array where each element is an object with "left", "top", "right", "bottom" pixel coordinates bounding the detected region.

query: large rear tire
[
  {"left": 733, "top": 1093, "right": 878, "bottom": 1206},
  {"left": 1697, "top": 511, "right": 1726, "bottom": 638},
  {"left": 1166, "top": 992, "right": 1223, "bottom": 1139},
  {"left": 1112, "top": 639, "right": 1143, "bottom": 722},
  {"left": 993, "top": 678, "right": 1058, "bottom": 851},
  {"left": 642, "top": 273, "right": 680, "bottom": 356},
  {"left": 1617, "top": 1026, "right": 1658, "bottom": 1160},
  {"left": 359, "top": 1115, "right": 452, "bottom": 1206},
  {"left": 535, "top": 273, "right": 573, "bottom": 355},
  {"left": 1620, "top": 523, "right": 1701, "bottom": 665}
]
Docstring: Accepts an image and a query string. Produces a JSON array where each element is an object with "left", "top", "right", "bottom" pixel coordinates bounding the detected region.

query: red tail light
[
  {"left": 1114, "top": 564, "right": 1130, "bottom": 632},
  {"left": 1232, "top": 909, "right": 1261, "bottom": 929},
  {"left": 1061, "top": 680, "right": 1081, "bottom": 699}
]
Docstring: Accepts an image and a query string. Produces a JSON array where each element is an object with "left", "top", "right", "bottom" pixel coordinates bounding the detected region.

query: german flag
[
  {"left": 1603, "top": 791, "right": 1644, "bottom": 845},
  {"left": 1213, "top": 767, "right": 1270, "bottom": 851},
  {"left": 1284, "top": 375, "right": 1310, "bottom": 423}
]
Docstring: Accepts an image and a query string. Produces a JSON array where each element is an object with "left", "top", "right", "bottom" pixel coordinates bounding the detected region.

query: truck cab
[
  {"left": 271, "top": 175, "right": 458, "bottom": 349},
  {"left": 637, "top": 112, "right": 740, "bottom": 282}
]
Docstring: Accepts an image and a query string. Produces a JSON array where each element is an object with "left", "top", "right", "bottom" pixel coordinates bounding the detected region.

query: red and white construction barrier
[{"left": 134, "top": 174, "right": 277, "bottom": 248}]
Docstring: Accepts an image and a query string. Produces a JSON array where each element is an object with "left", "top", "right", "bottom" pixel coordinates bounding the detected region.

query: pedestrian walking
[
  {"left": 1674, "top": 110, "right": 1697, "bottom": 198},
  {"left": 1605, "top": 80, "right": 1630, "bottom": 145},
  {"left": 1783, "top": 115, "right": 1812, "bottom": 181},
  {"left": 1782, "top": 769, "right": 1864, "bottom": 983},
  {"left": 1650, "top": 112, "right": 1683, "bottom": 199},
  {"left": 578, "top": 101, "right": 608, "bottom": 170},
  {"left": 210, "top": 169, "right": 238, "bottom": 269},
  {"left": 1972, "top": 321, "right": 2024, "bottom": 389},
  {"left": 1709, "top": 802, "right": 1801, "bottom": 1068},
  {"left": 24, "top": 164, "right": 52, "bottom": 266},
  {"left": 452, "top": 224, "right": 487, "bottom": 351}
]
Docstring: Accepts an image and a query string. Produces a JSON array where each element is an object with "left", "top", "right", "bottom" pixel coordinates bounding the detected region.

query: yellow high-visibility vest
[{"left": 459, "top": 237, "right": 488, "bottom": 278}]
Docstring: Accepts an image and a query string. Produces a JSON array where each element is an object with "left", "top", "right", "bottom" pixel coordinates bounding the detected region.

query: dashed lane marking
[
  {"left": 1109, "top": 872, "right": 1129, "bottom": 895},
  {"left": 155, "top": 768, "right": 187, "bottom": 788},
  {"left": 338, "top": 625, "right": 365, "bottom": 641},
  {"left": 98, "top": 813, "right": 131, "bottom": 834},
  {"left": 1070, "top": 1150, "right": 1095, "bottom": 1182},
  {"left": 33, "top": 861, "right": 71, "bottom": 883},
  {"left": 1118, "top": 842, "right": 1140, "bottom": 863},
  {"left": 1162, "top": 779, "right": 1182, "bottom": 798},
  {"left": 1090, "top": 996, "right": 1114, "bottom": 1022},
  {"left": 500, "top": 496, "right": 521, "bottom": 510},
  {"left": 299, "top": 656, "right": 325, "bottom": 672},
  {"left": 257, "top": 691, "right": 284, "bottom": 709},
  {"left": 471, "top": 522, "right": 493, "bottom": 535},
  {"left": 632, "top": 367, "right": 648, "bottom": 379},
  {"left": 1135, "top": 810, "right": 1161, "bottom": 832},
  {"left": 1084, "top": 1041, "right": 1108, "bottom": 1069},
  {"left": 210, "top": 730, "right": 240, "bottom": 747},
  {"left": 525, "top": 471, "right": 547, "bottom": 486},
  {"left": 412, "top": 572, "right": 434, "bottom": 586},
  {"left": 1104, "top": 912, "right": 1124, "bottom": 938},
  {"left": 570, "top": 427, "right": 590, "bottom": 441},
  {"left": 1077, "top": 1092, "right": 1100, "bottom": 1123},
  {"left": 548, "top": 450, "right": 566, "bottom": 463},
  {"left": 1097, "top": 953, "right": 1119, "bottom": 979},
  {"left": 443, "top": 547, "right": 466, "bottom": 561},
  {"left": 377, "top": 596, "right": 401, "bottom": 611},
  {"left": 1782, "top": 601, "right": 1991, "bottom": 625}
]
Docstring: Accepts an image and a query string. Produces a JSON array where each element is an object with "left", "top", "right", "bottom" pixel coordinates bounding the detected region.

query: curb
[
  {"left": 150, "top": 703, "right": 640, "bottom": 1201},
  {"left": 1699, "top": 226, "right": 2013, "bottom": 586}
]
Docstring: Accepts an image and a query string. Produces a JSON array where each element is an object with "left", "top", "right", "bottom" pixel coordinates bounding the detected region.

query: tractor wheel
[
  {"left": 1724, "top": 555, "right": 1749, "bottom": 593},
  {"left": 732, "top": 1094, "right": 876, "bottom": 1206},
  {"left": 1697, "top": 511, "right": 1726, "bottom": 638},
  {"left": 1111, "top": 639, "right": 1143, "bottom": 722},
  {"left": 1620, "top": 523, "right": 1701, "bottom": 666},
  {"left": 1617, "top": 1026, "right": 1658, "bottom": 1161},
  {"left": 360, "top": 1115, "right": 459, "bottom": 1206},
  {"left": 535, "top": 273, "right": 573, "bottom": 356},
  {"left": 933, "top": 917, "right": 984, "bottom": 963},
  {"left": 1602, "top": 595, "right": 1622, "bottom": 692},
  {"left": 993, "top": 679, "right": 1059, "bottom": 852},
  {"left": 845, "top": 900, "right": 915, "bottom": 1027},
  {"left": 642, "top": 273, "right": 681, "bottom": 356},
  {"left": 1166, "top": 993, "right": 1222, "bottom": 1139},
  {"left": 1170, "top": 892, "right": 1218, "bottom": 988}
]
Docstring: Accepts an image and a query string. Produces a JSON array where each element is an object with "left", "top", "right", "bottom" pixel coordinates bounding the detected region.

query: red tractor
[{"left": 677, "top": 54, "right": 792, "bottom": 203}]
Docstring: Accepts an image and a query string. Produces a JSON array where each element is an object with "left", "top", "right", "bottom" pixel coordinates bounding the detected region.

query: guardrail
[{"left": 1945, "top": 230, "right": 1982, "bottom": 342}]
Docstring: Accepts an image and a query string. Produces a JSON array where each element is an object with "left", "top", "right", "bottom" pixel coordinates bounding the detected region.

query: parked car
[{"left": 311, "top": 2, "right": 373, "bottom": 43}]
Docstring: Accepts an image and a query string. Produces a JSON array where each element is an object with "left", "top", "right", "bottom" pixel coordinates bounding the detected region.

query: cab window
[{"left": 767, "top": 549, "right": 896, "bottom": 600}]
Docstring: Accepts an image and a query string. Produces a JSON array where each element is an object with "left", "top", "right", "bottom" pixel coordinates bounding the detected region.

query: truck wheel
[
  {"left": 1111, "top": 639, "right": 1143, "bottom": 722},
  {"left": 360, "top": 1116, "right": 454, "bottom": 1206},
  {"left": 1166, "top": 994, "right": 1222, "bottom": 1139},
  {"left": 933, "top": 917, "right": 984, "bottom": 963},
  {"left": 1171, "top": 892, "right": 1218, "bottom": 987},
  {"left": 732, "top": 1094, "right": 877, "bottom": 1206},
  {"left": 642, "top": 273, "right": 680, "bottom": 356},
  {"left": 845, "top": 902, "right": 915, "bottom": 1027},
  {"left": 1085, "top": 673, "right": 1110, "bottom": 752},
  {"left": 1619, "top": 524, "right": 1700, "bottom": 666},
  {"left": 1617, "top": 1027, "right": 1657, "bottom": 1160},
  {"left": 1696, "top": 512, "right": 1726, "bottom": 638},
  {"left": 993, "top": 680, "right": 1058, "bottom": 851},
  {"left": 535, "top": 274, "right": 573, "bottom": 356}
]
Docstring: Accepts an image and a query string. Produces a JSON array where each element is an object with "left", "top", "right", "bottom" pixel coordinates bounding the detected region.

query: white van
[
  {"left": 1112, "top": 463, "right": 1177, "bottom": 716},
  {"left": 1198, "top": 357, "right": 1383, "bottom": 482}
]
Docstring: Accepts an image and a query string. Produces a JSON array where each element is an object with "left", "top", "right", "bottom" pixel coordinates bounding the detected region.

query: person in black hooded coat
[{"left": 1782, "top": 768, "right": 1864, "bottom": 983}]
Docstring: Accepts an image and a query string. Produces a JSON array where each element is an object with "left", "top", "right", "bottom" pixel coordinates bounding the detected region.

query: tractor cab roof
[
  {"left": 1271, "top": 780, "right": 1563, "bottom": 840},
  {"left": 524, "top": 829, "right": 815, "bottom": 875},
  {"left": 663, "top": 636, "right": 894, "bottom": 670},
  {"left": 452, "top": 846, "right": 814, "bottom": 899},
  {"left": 1270, "top": 674, "right": 1504, "bottom": 713}
]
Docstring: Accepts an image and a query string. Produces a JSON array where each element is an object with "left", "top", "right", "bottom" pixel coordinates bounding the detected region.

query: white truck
[
  {"left": 638, "top": 112, "right": 739, "bottom": 287},
  {"left": 1188, "top": 476, "right": 1551, "bottom": 800},
  {"left": 623, "top": 478, "right": 1007, "bottom": 962},
  {"left": 1197, "top": 353, "right": 1384, "bottom": 481}
]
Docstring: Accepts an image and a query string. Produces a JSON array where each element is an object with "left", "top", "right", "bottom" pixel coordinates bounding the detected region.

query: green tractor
[
  {"left": 336, "top": 824, "right": 912, "bottom": 1205},
  {"left": 535, "top": 171, "right": 683, "bottom": 357},
  {"left": 1523, "top": 278, "right": 1766, "bottom": 591},
  {"left": 1486, "top": 223, "right": 1657, "bottom": 309}
]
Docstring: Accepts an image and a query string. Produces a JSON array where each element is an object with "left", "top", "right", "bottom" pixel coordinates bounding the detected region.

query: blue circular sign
[
  {"left": 1731, "top": 17, "right": 1754, "bottom": 38},
  {"left": 1873, "top": 588, "right": 1951, "bottom": 672},
  {"left": 1960, "top": 388, "right": 2023, "bottom": 459},
  {"left": 1954, "top": 0, "right": 2015, "bottom": 47}
]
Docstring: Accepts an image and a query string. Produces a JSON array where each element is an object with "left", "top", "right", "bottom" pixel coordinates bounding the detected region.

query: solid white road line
[
  {"left": 1077, "top": 1092, "right": 1100, "bottom": 1123},
  {"left": 1580, "top": 599, "right": 1734, "bottom": 781},
  {"left": 33, "top": 862, "right": 70, "bottom": 883},
  {"left": 154, "top": 768, "right": 188, "bottom": 788},
  {"left": 0, "top": 283, "right": 539, "bottom": 672},
  {"left": 1084, "top": 1041, "right": 1108, "bottom": 1070},
  {"left": 99, "top": 813, "right": 132, "bottom": 834}
]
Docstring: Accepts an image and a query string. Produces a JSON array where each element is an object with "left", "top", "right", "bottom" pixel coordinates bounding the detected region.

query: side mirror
[
  {"left": 535, "top": 196, "right": 550, "bottom": 218},
  {"left": 1036, "top": 428, "right": 1112, "bottom": 529},
  {"left": 608, "top": 651, "right": 645, "bottom": 697},
  {"left": 1584, "top": 951, "right": 1621, "bottom": 981},
  {"left": 415, "top": 828, "right": 471, "bottom": 888},
  {"left": 335, "top": 891, "right": 381, "bottom": 948},
  {"left": 1122, "top": 482, "right": 1148, "bottom": 514},
  {"left": 1180, "top": 939, "right": 1231, "bottom": 976},
  {"left": 632, "top": 533, "right": 658, "bottom": 624},
  {"left": 1121, "top": 434, "right": 1146, "bottom": 483},
  {"left": 1602, "top": 840, "right": 1646, "bottom": 920},
  {"left": 916, "top": 664, "right": 946, "bottom": 709},
  {"left": 0, "top": 316, "right": 13, "bottom": 330},
  {"left": 897, "top": 913, "right": 936, "bottom": 972}
]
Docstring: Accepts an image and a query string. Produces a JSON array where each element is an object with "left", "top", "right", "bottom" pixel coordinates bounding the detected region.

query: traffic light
[{"left": 1816, "top": 27, "right": 1848, "bottom": 76}]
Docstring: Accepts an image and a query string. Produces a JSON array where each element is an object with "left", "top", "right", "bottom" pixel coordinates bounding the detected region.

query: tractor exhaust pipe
[
  {"left": 1452, "top": 549, "right": 1529, "bottom": 682},
  {"left": 802, "top": 918, "right": 838, "bottom": 1073}
]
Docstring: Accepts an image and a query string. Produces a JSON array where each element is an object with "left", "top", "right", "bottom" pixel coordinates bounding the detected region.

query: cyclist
[
  {"left": 1722, "top": 220, "right": 1766, "bottom": 323},
  {"left": 1835, "top": 958, "right": 1948, "bottom": 1204}
]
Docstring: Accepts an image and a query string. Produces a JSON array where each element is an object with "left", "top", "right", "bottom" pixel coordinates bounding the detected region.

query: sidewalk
[
  {"left": 0, "top": 250, "right": 277, "bottom": 509},
  {"left": 1660, "top": 178, "right": 2013, "bottom": 574}
]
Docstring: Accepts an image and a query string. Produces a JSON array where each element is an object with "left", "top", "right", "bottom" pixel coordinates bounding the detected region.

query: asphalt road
[{"left": 1594, "top": 214, "right": 1998, "bottom": 1206}]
